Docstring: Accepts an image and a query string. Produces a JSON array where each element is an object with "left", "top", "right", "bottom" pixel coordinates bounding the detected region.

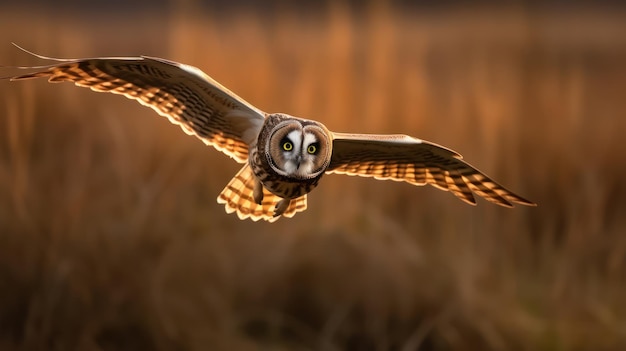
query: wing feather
[
  {"left": 328, "top": 133, "right": 535, "bottom": 207},
  {"left": 218, "top": 165, "right": 307, "bottom": 222},
  {"left": 2, "top": 47, "right": 265, "bottom": 163}
]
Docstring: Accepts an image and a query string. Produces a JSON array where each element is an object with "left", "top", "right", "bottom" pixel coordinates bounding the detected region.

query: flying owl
[{"left": 1, "top": 46, "right": 535, "bottom": 222}]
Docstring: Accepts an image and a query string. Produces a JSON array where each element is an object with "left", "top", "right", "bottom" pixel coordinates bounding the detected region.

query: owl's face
[{"left": 265, "top": 118, "right": 332, "bottom": 180}]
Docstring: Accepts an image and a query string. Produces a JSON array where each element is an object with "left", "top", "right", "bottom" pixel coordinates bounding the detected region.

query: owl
[{"left": 1, "top": 45, "right": 535, "bottom": 222}]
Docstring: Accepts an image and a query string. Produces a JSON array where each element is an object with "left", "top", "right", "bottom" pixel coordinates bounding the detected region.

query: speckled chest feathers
[{"left": 249, "top": 113, "right": 333, "bottom": 199}]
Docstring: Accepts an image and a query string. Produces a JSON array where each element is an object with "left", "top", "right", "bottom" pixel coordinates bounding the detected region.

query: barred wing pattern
[
  {"left": 218, "top": 165, "right": 307, "bottom": 222},
  {"left": 328, "top": 133, "right": 536, "bottom": 207},
  {"left": 6, "top": 51, "right": 265, "bottom": 163}
]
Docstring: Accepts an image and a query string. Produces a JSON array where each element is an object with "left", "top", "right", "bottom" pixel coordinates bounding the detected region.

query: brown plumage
[
  {"left": 217, "top": 164, "right": 307, "bottom": 222},
  {"left": 1, "top": 45, "right": 535, "bottom": 222},
  {"left": 327, "top": 133, "right": 533, "bottom": 207}
]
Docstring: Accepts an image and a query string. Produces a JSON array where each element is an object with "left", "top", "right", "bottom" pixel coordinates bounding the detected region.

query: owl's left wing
[
  {"left": 2, "top": 46, "right": 265, "bottom": 163},
  {"left": 327, "top": 133, "right": 535, "bottom": 207}
]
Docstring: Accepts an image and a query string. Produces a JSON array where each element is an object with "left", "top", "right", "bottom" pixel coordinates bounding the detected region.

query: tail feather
[{"left": 217, "top": 165, "right": 307, "bottom": 222}]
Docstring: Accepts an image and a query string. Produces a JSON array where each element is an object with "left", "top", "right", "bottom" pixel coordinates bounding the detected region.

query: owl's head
[{"left": 265, "top": 115, "right": 332, "bottom": 180}]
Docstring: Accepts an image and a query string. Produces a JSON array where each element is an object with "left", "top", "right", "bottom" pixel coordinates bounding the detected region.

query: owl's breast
[{"left": 262, "top": 177, "right": 319, "bottom": 199}]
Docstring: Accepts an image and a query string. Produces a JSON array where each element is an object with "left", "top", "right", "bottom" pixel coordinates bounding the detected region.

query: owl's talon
[
  {"left": 253, "top": 179, "right": 264, "bottom": 205},
  {"left": 273, "top": 198, "right": 290, "bottom": 217}
]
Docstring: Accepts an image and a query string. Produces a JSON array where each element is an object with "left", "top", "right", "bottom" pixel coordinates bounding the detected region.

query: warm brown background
[{"left": 1, "top": 1, "right": 625, "bottom": 350}]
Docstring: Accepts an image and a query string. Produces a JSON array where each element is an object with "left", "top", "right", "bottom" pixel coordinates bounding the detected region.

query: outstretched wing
[
  {"left": 327, "top": 133, "right": 535, "bottom": 207},
  {"left": 2, "top": 45, "right": 265, "bottom": 163}
]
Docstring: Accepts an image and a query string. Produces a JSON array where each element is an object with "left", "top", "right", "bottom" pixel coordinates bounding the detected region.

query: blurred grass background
[{"left": 1, "top": 0, "right": 625, "bottom": 350}]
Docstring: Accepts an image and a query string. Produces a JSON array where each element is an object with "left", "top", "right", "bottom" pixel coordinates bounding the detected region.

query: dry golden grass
[{"left": 1, "top": 2, "right": 626, "bottom": 350}]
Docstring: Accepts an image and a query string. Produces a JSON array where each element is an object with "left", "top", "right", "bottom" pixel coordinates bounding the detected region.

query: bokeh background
[{"left": 1, "top": 0, "right": 625, "bottom": 350}]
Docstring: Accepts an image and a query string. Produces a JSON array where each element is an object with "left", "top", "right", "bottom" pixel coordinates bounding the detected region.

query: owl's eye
[
  {"left": 282, "top": 141, "right": 293, "bottom": 151},
  {"left": 307, "top": 144, "right": 317, "bottom": 154}
]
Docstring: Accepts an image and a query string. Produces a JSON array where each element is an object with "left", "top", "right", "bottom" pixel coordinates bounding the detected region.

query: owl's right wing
[
  {"left": 327, "top": 133, "right": 535, "bottom": 207},
  {"left": 2, "top": 46, "right": 265, "bottom": 163}
]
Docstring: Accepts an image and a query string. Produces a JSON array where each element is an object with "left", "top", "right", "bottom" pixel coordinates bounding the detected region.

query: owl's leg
[
  {"left": 253, "top": 179, "right": 264, "bottom": 205},
  {"left": 273, "top": 198, "right": 291, "bottom": 217}
]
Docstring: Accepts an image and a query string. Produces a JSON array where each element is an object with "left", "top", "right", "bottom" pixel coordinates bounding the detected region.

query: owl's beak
[{"left": 295, "top": 155, "right": 302, "bottom": 169}]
